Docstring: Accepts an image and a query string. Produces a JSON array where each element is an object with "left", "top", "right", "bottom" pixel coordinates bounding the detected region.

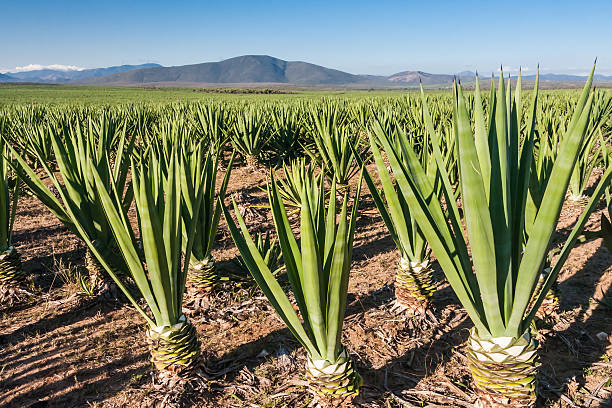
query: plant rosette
[
  {"left": 187, "top": 256, "right": 217, "bottom": 291},
  {"left": 306, "top": 348, "right": 362, "bottom": 406},
  {"left": 466, "top": 327, "right": 539, "bottom": 408},
  {"left": 394, "top": 257, "right": 435, "bottom": 314},
  {"left": 0, "top": 246, "right": 23, "bottom": 285},
  {"left": 146, "top": 315, "right": 202, "bottom": 377}
]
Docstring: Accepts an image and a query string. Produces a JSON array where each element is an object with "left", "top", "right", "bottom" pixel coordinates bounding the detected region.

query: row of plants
[
  {"left": 3, "top": 88, "right": 610, "bottom": 171},
  {"left": 0, "top": 69, "right": 611, "bottom": 407}
]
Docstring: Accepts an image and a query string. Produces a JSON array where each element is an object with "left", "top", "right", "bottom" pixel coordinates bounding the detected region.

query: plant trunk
[
  {"left": 0, "top": 246, "right": 23, "bottom": 286},
  {"left": 466, "top": 327, "right": 539, "bottom": 408},
  {"left": 187, "top": 256, "right": 218, "bottom": 291},
  {"left": 394, "top": 257, "right": 435, "bottom": 314},
  {"left": 85, "top": 249, "right": 117, "bottom": 296},
  {"left": 569, "top": 194, "right": 587, "bottom": 204},
  {"left": 0, "top": 246, "right": 26, "bottom": 306},
  {"left": 245, "top": 154, "right": 259, "bottom": 169},
  {"left": 305, "top": 348, "right": 361, "bottom": 407},
  {"left": 147, "top": 315, "right": 201, "bottom": 380}
]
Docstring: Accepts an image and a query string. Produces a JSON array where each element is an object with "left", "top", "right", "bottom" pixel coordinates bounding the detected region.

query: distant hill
[
  {"left": 0, "top": 73, "right": 16, "bottom": 82},
  {"left": 7, "top": 63, "right": 161, "bottom": 83},
  {"left": 522, "top": 73, "right": 612, "bottom": 82},
  {"left": 82, "top": 56, "right": 488, "bottom": 87},
  {"left": 82, "top": 56, "right": 375, "bottom": 85},
  {"left": 388, "top": 71, "right": 451, "bottom": 85},
  {"left": 5, "top": 56, "right": 611, "bottom": 88}
]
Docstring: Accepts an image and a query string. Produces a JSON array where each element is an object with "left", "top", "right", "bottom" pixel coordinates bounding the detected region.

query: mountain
[
  {"left": 521, "top": 73, "right": 612, "bottom": 82},
  {"left": 7, "top": 63, "right": 161, "bottom": 83},
  {"left": 84, "top": 56, "right": 483, "bottom": 87},
  {"left": 0, "top": 73, "right": 16, "bottom": 82},
  {"left": 83, "top": 55, "right": 373, "bottom": 85},
  {"left": 387, "top": 70, "right": 454, "bottom": 85},
  {"left": 456, "top": 70, "right": 477, "bottom": 78},
  {"left": 7, "top": 56, "right": 610, "bottom": 87}
]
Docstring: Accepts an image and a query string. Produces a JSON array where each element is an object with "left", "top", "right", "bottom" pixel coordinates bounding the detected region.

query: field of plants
[{"left": 0, "top": 71, "right": 612, "bottom": 408}]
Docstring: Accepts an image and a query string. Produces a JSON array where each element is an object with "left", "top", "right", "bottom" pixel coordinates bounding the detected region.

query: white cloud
[{"left": 3, "top": 64, "right": 85, "bottom": 73}]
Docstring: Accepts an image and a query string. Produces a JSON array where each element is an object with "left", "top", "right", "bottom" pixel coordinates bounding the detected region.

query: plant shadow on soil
[
  {"left": 539, "top": 242, "right": 612, "bottom": 406},
  {"left": 4, "top": 171, "right": 612, "bottom": 406},
  {"left": 0, "top": 298, "right": 150, "bottom": 408},
  {"left": 199, "top": 266, "right": 476, "bottom": 407},
  {"left": 356, "top": 286, "right": 474, "bottom": 406}
]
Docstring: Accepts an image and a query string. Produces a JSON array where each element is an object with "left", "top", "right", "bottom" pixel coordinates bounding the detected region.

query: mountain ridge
[
  {"left": 82, "top": 55, "right": 477, "bottom": 87},
  {"left": 83, "top": 56, "right": 612, "bottom": 87},
  {"left": 81, "top": 56, "right": 369, "bottom": 85},
  {"left": 3, "top": 56, "right": 611, "bottom": 87},
  {"left": 4, "top": 63, "right": 161, "bottom": 83},
  {"left": 0, "top": 73, "right": 15, "bottom": 82}
]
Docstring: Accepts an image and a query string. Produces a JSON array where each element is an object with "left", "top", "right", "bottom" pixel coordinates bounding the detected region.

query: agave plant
[
  {"left": 376, "top": 66, "right": 604, "bottom": 407},
  {"left": 145, "top": 120, "right": 234, "bottom": 292},
  {"left": 268, "top": 105, "right": 304, "bottom": 166},
  {"left": 228, "top": 106, "right": 270, "bottom": 167},
  {"left": 10, "top": 123, "right": 54, "bottom": 171},
  {"left": 568, "top": 90, "right": 612, "bottom": 201},
  {"left": 275, "top": 157, "right": 316, "bottom": 211},
  {"left": 568, "top": 130, "right": 607, "bottom": 202},
  {"left": 0, "top": 125, "right": 21, "bottom": 291},
  {"left": 307, "top": 103, "right": 360, "bottom": 186},
  {"left": 181, "top": 143, "right": 234, "bottom": 292},
  {"left": 191, "top": 102, "right": 229, "bottom": 154},
  {"left": 223, "top": 165, "right": 363, "bottom": 405},
  {"left": 526, "top": 87, "right": 612, "bottom": 318},
  {"left": 7, "top": 115, "right": 133, "bottom": 293},
  {"left": 83, "top": 146, "right": 205, "bottom": 380},
  {"left": 359, "top": 116, "right": 437, "bottom": 314},
  {"left": 599, "top": 136, "right": 612, "bottom": 252},
  {"left": 235, "top": 231, "right": 283, "bottom": 277}
]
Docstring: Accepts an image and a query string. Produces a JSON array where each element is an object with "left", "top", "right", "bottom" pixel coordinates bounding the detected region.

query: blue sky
[{"left": 1, "top": 0, "right": 611, "bottom": 75}]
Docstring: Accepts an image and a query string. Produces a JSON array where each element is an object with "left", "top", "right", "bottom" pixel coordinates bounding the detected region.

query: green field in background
[
  {"left": 0, "top": 84, "right": 424, "bottom": 105},
  {"left": 1, "top": 83, "right": 598, "bottom": 106}
]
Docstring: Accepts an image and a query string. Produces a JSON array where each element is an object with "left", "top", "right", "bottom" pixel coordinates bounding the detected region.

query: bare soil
[{"left": 1, "top": 165, "right": 611, "bottom": 408}]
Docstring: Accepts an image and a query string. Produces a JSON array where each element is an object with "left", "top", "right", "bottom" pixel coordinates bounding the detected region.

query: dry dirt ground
[{"left": 1, "top": 165, "right": 611, "bottom": 408}]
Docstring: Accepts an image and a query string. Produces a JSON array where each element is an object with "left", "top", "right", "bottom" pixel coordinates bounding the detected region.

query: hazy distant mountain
[
  {"left": 0, "top": 73, "right": 15, "bottom": 82},
  {"left": 387, "top": 70, "right": 455, "bottom": 85},
  {"left": 456, "top": 70, "right": 477, "bottom": 78},
  {"left": 84, "top": 56, "right": 486, "bottom": 87},
  {"left": 521, "top": 73, "right": 612, "bottom": 82},
  {"left": 83, "top": 55, "right": 375, "bottom": 85},
  {"left": 8, "top": 63, "right": 161, "bottom": 83},
  {"left": 5, "top": 56, "right": 611, "bottom": 87}
]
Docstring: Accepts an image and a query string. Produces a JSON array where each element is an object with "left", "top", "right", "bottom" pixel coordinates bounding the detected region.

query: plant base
[
  {"left": 306, "top": 348, "right": 361, "bottom": 407},
  {"left": 0, "top": 247, "right": 26, "bottom": 307},
  {"left": 0, "top": 246, "right": 23, "bottom": 285},
  {"left": 187, "top": 257, "right": 218, "bottom": 291},
  {"left": 393, "top": 258, "right": 435, "bottom": 314},
  {"left": 245, "top": 155, "right": 259, "bottom": 169},
  {"left": 569, "top": 194, "right": 588, "bottom": 205},
  {"left": 85, "top": 249, "right": 118, "bottom": 298},
  {"left": 467, "top": 328, "right": 539, "bottom": 408},
  {"left": 147, "top": 315, "right": 201, "bottom": 381}
]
